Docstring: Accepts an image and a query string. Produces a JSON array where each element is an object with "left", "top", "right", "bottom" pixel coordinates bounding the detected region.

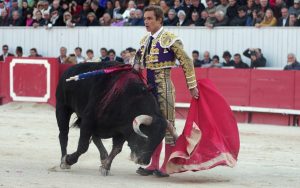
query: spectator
[
  {"left": 113, "top": 0, "right": 124, "bottom": 19},
  {"left": 243, "top": 48, "right": 266, "bottom": 68},
  {"left": 233, "top": 53, "right": 249, "bottom": 68},
  {"left": 255, "top": 8, "right": 277, "bottom": 27},
  {"left": 211, "top": 55, "right": 222, "bottom": 68},
  {"left": 50, "top": 0, "right": 62, "bottom": 15},
  {"left": 0, "top": 44, "right": 14, "bottom": 61},
  {"left": 216, "top": 0, "right": 229, "bottom": 15},
  {"left": 43, "top": 10, "right": 51, "bottom": 25},
  {"left": 25, "top": 11, "right": 34, "bottom": 26},
  {"left": 100, "top": 47, "right": 109, "bottom": 62},
  {"left": 190, "top": 0, "right": 205, "bottom": 19},
  {"left": 69, "top": 1, "right": 82, "bottom": 18},
  {"left": 227, "top": 0, "right": 238, "bottom": 20},
  {"left": 189, "top": 11, "right": 203, "bottom": 26},
  {"left": 123, "top": 47, "right": 136, "bottom": 64},
  {"left": 0, "top": 9, "right": 9, "bottom": 26},
  {"left": 192, "top": 50, "right": 202, "bottom": 67},
  {"left": 32, "top": 10, "right": 45, "bottom": 27},
  {"left": 91, "top": 0, "right": 105, "bottom": 20},
  {"left": 50, "top": 9, "right": 64, "bottom": 26},
  {"left": 65, "top": 54, "right": 77, "bottom": 64},
  {"left": 105, "top": 0, "right": 114, "bottom": 18},
  {"left": 283, "top": 53, "right": 300, "bottom": 70},
  {"left": 100, "top": 12, "right": 112, "bottom": 26},
  {"left": 198, "top": 10, "right": 209, "bottom": 25},
  {"left": 63, "top": 11, "right": 75, "bottom": 27},
  {"left": 207, "top": 10, "right": 229, "bottom": 27},
  {"left": 172, "top": 0, "right": 184, "bottom": 13},
  {"left": 120, "top": 50, "right": 127, "bottom": 62},
  {"left": 0, "top": 0, "right": 7, "bottom": 16},
  {"left": 182, "top": 0, "right": 193, "bottom": 19},
  {"left": 177, "top": 10, "right": 190, "bottom": 26},
  {"left": 277, "top": 7, "right": 289, "bottom": 26},
  {"left": 85, "top": 49, "right": 99, "bottom": 62},
  {"left": 9, "top": 0, "right": 22, "bottom": 18},
  {"left": 86, "top": 12, "right": 100, "bottom": 26},
  {"left": 288, "top": 0, "right": 300, "bottom": 16},
  {"left": 246, "top": 0, "right": 256, "bottom": 17},
  {"left": 258, "top": 0, "right": 272, "bottom": 15},
  {"left": 9, "top": 11, "right": 24, "bottom": 26},
  {"left": 108, "top": 49, "right": 123, "bottom": 62},
  {"left": 164, "top": 9, "right": 178, "bottom": 26},
  {"left": 74, "top": 47, "right": 85, "bottom": 63},
  {"left": 58, "top": 47, "right": 67, "bottom": 64},
  {"left": 160, "top": 0, "right": 170, "bottom": 18},
  {"left": 122, "top": 0, "right": 136, "bottom": 19},
  {"left": 200, "top": 51, "right": 212, "bottom": 65},
  {"left": 222, "top": 51, "right": 235, "bottom": 66},
  {"left": 246, "top": 8, "right": 264, "bottom": 26},
  {"left": 206, "top": 0, "right": 217, "bottom": 15},
  {"left": 229, "top": 6, "right": 248, "bottom": 26},
  {"left": 22, "top": 0, "right": 33, "bottom": 24},
  {"left": 33, "top": 1, "right": 45, "bottom": 19},
  {"left": 131, "top": 9, "right": 144, "bottom": 26},
  {"left": 15, "top": 46, "right": 23, "bottom": 57},
  {"left": 29, "top": 48, "right": 42, "bottom": 57},
  {"left": 79, "top": 2, "right": 90, "bottom": 22},
  {"left": 288, "top": 13, "right": 299, "bottom": 26},
  {"left": 111, "top": 13, "right": 125, "bottom": 26},
  {"left": 124, "top": 8, "right": 136, "bottom": 25},
  {"left": 273, "top": 0, "right": 286, "bottom": 19}
]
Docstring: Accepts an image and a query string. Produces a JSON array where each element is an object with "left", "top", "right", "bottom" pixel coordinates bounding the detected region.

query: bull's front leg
[
  {"left": 100, "top": 136, "right": 125, "bottom": 176},
  {"left": 92, "top": 136, "right": 108, "bottom": 166},
  {"left": 61, "top": 126, "right": 92, "bottom": 167}
]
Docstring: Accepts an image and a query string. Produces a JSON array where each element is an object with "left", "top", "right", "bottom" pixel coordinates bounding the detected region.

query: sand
[{"left": 0, "top": 102, "right": 300, "bottom": 188}]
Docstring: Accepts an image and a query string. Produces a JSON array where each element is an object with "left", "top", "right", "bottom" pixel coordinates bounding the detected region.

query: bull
[{"left": 55, "top": 62, "right": 168, "bottom": 175}]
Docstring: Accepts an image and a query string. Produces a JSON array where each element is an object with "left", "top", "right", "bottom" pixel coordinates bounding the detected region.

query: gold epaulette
[
  {"left": 160, "top": 31, "right": 179, "bottom": 48},
  {"left": 140, "top": 34, "right": 149, "bottom": 46}
]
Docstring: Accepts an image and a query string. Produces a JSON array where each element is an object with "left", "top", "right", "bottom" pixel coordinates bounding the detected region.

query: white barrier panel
[{"left": 0, "top": 27, "right": 299, "bottom": 68}]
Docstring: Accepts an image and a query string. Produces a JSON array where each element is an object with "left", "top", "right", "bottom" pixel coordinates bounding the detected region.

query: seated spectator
[
  {"left": 189, "top": 11, "right": 203, "bottom": 26},
  {"left": 50, "top": 0, "right": 62, "bottom": 15},
  {"left": 32, "top": 10, "right": 45, "bottom": 27},
  {"left": 25, "top": 12, "right": 34, "bottom": 26},
  {"left": 227, "top": 0, "right": 238, "bottom": 20},
  {"left": 222, "top": 51, "right": 235, "bottom": 66},
  {"left": 33, "top": 0, "right": 45, "bottom": 19},
  {"left": 58, "top": 47, "right": 67, "bottom": 64},
  {"left": 131, "top": 9, "right": 144, "bottom": 26},
  {"left": 104, "top": 0, "right": 114, "bottom": 18},
  {"left": 22, "top": 0, "right": 33, "bottom": 24},
  {"left": 86, "top": 49, "right": 100, "bottom": 62},
  {"left": 50, "top": 9, "right": 64, "bottom": 26},
  {"left": 43, "top": 10, "right": 51, "bottom": 25},
  {"left": 79, "top": 2, "right": 90, "bottom": 21},
  {"left": 205, "top": 0, "right": 217, "bottom": 15},
  {"left": 283, "top": 53, "right": 300, "bottom": 70},
  {"left": 277, "top": 7, "right": 289, "bottom": 26},
  {"left": 198, "top": 10, "right": 209, "bottom": 26},
  {"left": 206, "top": 10, "right": 229, "bottom": 28},
  {"left": 200, "top": 51, "right": 212, "bottom": 65},
  {"left": 113, "top": 0, "right": 124, "bottom": 19},
  {"left": 177, "top": 10, "right": 190, "bottom": 26},
  {"left": 0, "top": 9, "right": 9, "bottom": 26},
  {"left": 233, "top": 53, "right": 249, "bottom": 68},
  {"left": 258, "top": 0, "right": 271, "bottom": 15},
  {"left": 160, "top": 0, "right": 170, "bottom": 18},
  {"left": 74, "top": 47, "right": 85, "bottom": 64},
  {"left": 9, "top": 11, "right": 24, "bottom": 26},
  {"left": 10, "top": 0, "right": 22, "bottom": 17},
  {"left": 29, "top": 48, "right": 42, "bottom": 57},
  {"left": 122, "top": 0, "right": 136, "bottom": 19},
  {"left": 111, "top": 13, "right": 125, "bottom": 26},
  {"left": 182, "top": 0, "right": 192, "bottom": 19},
  {"left": 15, "top": 46, "right": 23, "bottom": 57},
  {"left": 243, "top": 48, "right": 266, "bottom": 68},
  {"left": 255, "top": 8, "right": 277, "bottom": 27},
  {"left": 287, "top": 13, "right": 299, "bottom": 26},
  {"left": 65, "top": 54, "right": 77, "bottom": 64},
  {"left": 86, "top": 12, "right": 100, "bottom": 26},
  {"left": 100, "top": 13, "right": 112, "bottom": 26},
  {"left": 0, "top": 0, "right": 7, "bottom": 15},
  {"left": 123, "top": 47, "right": 136, "bottom": 64},
  {"left": 63, "top": 11, "right": 75, "bottom": 27},
  {"left": 202, "top": 55, "right": 223, "bottom": 68},
  {"left": 164, "top": 9, "right": 178, "bottom": 26},
  {"left": 246, "top": 8, "right": 263, "bottom": 26},
  {"left": 0, "top": 44, "right": 14, "bottom": 61},
  {"left": 69, "top": 1, "right": 82, "bottom": 18},
  {"left": 246, "top": 0, "right": 256, "bottom": 17},
  {"left": 124, "top": 8, "right": 136, "bottom": 25},
  {"left": 229, "top": 6, "right": 248, "bottom": 26},
  {"left": 120, "top": 50, "right": 127, "bottom": 62},
  {"left": 90, "top": 0, "right": 105, "bottom": 20},
  {"left": 190, "top": 0, "right": 205, "bottom": 20},
  {"left": 100, "top": 47, "right": 109, "bottom": 62},
  {"left": 192, "top": 50, "right": 202, "bottom": 67},
  {"left": 273, "top": 0, "right": 287, "bottom": 19},
  {"left": 172, "top": 0, "right": 184, "bottom": 13},
  {"left": 216, "top": 0, "right": 229, "bottom": 15},
  {"left": 288, "top": 0, "right": 300, "bottom": 16},
  {"left": 108, "top": 49, "right": 123, "bottom": 62}
]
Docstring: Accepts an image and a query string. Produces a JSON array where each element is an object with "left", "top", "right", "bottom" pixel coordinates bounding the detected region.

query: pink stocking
[{"left": 159, "top": 144, "right": 173, "bottom": 173}]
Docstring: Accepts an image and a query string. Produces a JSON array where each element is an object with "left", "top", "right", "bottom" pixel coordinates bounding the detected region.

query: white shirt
[{"left": 150, "top": 26, "right": 164, "bottom": 39}]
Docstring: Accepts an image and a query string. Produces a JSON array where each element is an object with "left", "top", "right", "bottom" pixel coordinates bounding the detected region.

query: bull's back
[{"left": 56, "top": 62, "right": 123, "bottom": 114}]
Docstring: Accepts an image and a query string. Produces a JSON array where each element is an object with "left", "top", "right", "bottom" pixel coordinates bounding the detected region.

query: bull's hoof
[
  {"left": 99, "top": 166, "right": 110, "bottom": 176},
  {"left": 60, "top": 155, "right": 71, "bottom": 169},
  {"left": 101, "top": 160, "right": 106, "bottom": 166}
]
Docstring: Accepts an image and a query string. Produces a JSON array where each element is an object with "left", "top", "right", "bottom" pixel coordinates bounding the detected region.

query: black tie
[{"left": 147, "top": 36, "right": 154, "bottom": 55}]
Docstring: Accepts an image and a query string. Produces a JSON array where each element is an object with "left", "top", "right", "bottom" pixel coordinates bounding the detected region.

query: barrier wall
[{"left": 0, "top": 58, "right": 299, "bottom": 126}]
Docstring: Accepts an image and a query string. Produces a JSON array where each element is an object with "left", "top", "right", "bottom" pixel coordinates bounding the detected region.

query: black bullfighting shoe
[
  {"left": 153, "top": 170, "right": 170, "bottom": 178},
  {"left": 136, "top": 167, "right": 155, "bottom": 176}
]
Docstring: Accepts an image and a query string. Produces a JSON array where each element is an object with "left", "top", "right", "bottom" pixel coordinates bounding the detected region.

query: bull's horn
[{"left": 132, "top": 115, "right": 153, "bottom": 138}]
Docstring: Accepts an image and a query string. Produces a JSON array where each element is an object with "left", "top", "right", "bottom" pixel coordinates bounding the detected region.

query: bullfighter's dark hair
[{"left": 144, "top": 5, "right": 164, "bottom": 24}]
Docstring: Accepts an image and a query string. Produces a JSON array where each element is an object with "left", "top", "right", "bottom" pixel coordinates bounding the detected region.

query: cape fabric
[{"left": 166, "top": 79, "right": 240, "bottom": 174}]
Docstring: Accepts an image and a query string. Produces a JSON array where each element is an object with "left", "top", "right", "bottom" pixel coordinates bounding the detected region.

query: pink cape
[{"left": 166, "top": 79, "right": 240, "bottom": 174}]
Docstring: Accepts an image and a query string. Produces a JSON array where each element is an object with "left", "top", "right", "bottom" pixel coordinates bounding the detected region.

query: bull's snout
[{"left": 130, "top": 152, "right": 150, "bottom": 166}]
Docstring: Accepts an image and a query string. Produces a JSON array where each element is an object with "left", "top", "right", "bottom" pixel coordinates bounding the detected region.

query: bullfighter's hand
[
  {"left": 133, "top": 63, "right": 140, "bottom": 71},
  {"left": 190, "top": 87, "right": 199, "bottom": 99}
]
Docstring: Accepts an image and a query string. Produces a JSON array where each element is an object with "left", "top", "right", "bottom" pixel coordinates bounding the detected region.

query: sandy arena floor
[{"left": 0, "top": 102, "right": 300, "bottom": 188}]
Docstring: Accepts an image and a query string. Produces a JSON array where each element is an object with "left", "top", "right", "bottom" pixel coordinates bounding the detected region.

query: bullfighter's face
[{"left": 144, "top": 11, "right": 162, "bottom": 35}]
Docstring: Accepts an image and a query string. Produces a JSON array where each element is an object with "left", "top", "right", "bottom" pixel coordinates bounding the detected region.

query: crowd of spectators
[
  {"left": 1, "top": 0, "right": 300, "bottom": 27},
  {"left": 1, "top": 44, "right": 300, "bottom": 70}
]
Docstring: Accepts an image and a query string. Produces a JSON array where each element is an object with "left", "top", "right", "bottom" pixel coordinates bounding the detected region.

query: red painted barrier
[{"left": 295, "top": 71, "right": 300, "bottom": 110}]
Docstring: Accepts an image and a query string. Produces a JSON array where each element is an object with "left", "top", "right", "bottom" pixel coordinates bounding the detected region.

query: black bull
[{"left": 55, "top": 62, "right": 167, "bottom": 175}]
